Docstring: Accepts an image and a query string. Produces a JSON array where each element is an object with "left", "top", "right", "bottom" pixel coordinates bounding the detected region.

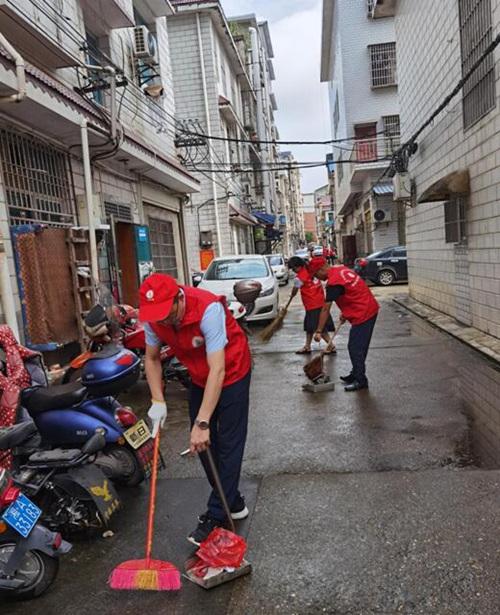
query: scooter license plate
[
  {"left": 2, "top": 494, "right": 42, "bottom": 538},
  {"left": 123, "top": 419, "right": 152, "bottom": 450}
]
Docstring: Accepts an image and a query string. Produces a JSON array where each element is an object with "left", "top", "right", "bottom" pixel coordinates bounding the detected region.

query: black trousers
[
  {"left": 189, "top": 370, "right": 251, "bottom": 521},
  {"left": 347, "top": 314, "right": 377, "bottom": 386}
]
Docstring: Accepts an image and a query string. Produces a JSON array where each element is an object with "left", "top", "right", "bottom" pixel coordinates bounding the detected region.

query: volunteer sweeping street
[
  {"left": 309, "top": 257, "right": 379, "bottom": 392},
  {"left": 139, "top": 273, "right": 252, "bottom": 545},
  {"left": 288, "top": 256, "right": 335, "bottom": 355}
]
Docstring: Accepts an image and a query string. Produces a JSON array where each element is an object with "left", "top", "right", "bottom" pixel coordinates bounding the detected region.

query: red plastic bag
[{"left": 196, "top": 528, "right": 247, "bottom": 569}]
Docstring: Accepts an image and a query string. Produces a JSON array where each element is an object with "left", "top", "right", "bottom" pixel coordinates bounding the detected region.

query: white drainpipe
[
  {"left": 196, "top": 12, "right": 223, "bottom": 255},
  {"left": 80, "top": 120, "right": 100, "bottom": 283},
  {"left": 0, "top": 33, "right": 26, "bottom": 103},
  {"left": 0, "top": 234, "right": 20, "bottom": 338}
]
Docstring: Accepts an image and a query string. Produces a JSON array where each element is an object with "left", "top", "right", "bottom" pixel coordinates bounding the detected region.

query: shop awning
[
  {"left": 418, "top": 169, "right": 470, "bottom": 203},
  {"left": 373, "top": 183, "right": 393, "bottom": 196},
  {"left": 252, "top": 211, "right": 276, "bottom": 225},
  {"left": 229, "top": 204, "right": 258, "bottom": 226}
]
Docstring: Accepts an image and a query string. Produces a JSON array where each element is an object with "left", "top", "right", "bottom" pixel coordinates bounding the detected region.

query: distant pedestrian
[
  {"left": 308, "top": 257, "right": 379, "bottom": 391},
  {"left": 287, "top": 256, "right": 335, "bottom": 355}
]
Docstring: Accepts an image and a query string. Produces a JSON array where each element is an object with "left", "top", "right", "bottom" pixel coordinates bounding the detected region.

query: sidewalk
[{"left": 5, "top": 289, "right": 499, "bottom": 615}]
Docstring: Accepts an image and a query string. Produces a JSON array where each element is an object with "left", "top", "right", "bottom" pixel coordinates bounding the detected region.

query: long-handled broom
[
  {"left": 259, "top": 295, "right": 294, "bottom": 342},
  {"left": 109, "top": 429, "right": 181, "bottom": 591}
]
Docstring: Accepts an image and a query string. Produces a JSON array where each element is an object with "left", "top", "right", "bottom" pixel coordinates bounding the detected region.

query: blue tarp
[
  {"left": 252, "top": 211, "right": 276, "bottom": 225},
  {"left": 372, "top": 183, "right": 393, "bottom": 196}
]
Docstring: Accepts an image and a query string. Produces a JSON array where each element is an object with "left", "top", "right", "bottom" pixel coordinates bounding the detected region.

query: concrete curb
[{"left": 392, "top": 293, "right": 500, "bottom": 367}]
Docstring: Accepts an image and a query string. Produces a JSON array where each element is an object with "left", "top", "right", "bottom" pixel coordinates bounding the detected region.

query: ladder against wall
[{"left": 67, "top": 228, "right": 95, "bottom": 346}]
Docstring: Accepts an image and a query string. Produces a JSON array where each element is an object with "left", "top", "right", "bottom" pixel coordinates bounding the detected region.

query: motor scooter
[
  {"left": 0, "top": 342, "right": 153, "bottom": 487},
  {"left": 0, "top": 468, "right": 71, "bottom": 600},
  {"left": 0, "top": 426, "right": 121, "bottom": 535}
]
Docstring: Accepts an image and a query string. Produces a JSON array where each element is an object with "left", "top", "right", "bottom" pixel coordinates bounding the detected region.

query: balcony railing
[{"left": 349, "top": 135, "right": 400, "bottom": 164}]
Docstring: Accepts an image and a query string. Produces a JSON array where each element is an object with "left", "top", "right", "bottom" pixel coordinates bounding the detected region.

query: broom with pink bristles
[{"left": 108, "top": 429, "right": 181, "bottom": 592}]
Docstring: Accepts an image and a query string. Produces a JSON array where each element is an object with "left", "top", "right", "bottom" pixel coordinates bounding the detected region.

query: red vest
[
  {"left": 297, "top": 267, "right": 325, "bottom": 311},
  {"left": 327, "top": 266, "right": 379, "bottom": 325},
  {"left": 150, "top": 286, "right": 251, "bottom": 388}
]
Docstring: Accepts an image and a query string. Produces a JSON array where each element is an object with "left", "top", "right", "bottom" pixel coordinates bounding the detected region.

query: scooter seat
[
  {"left": 0, "top": 421, "right": 38, "bottom": 450},
  {"left": 21, "top": 383, "right": 87, "bottom": 414},
  {"left": 27, "top": 448, "right": 82, "bottom": 464}
]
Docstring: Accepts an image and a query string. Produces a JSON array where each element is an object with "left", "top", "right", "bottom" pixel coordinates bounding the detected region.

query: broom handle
[
  {"left": 205, "top": 447, "right": 236, "bottom": 533},
  {"left": 145, "top": 429, "right": 161, "bottom": 562},
  {"left": 284, "top": 295, "right": 293, "bottom": 310}
]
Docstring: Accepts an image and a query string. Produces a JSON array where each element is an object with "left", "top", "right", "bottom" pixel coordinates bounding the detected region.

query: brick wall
[{"left": 396, "top": 0, "right": 500, "bottom": 339}]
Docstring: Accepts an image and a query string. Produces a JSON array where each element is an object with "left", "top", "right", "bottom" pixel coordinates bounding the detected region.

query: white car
[
  {"left": 266, "top": 254, "right": 289, "bottom": 286},
  {"left": 198, "top": 255, "right": 279, "bottom": 323}
]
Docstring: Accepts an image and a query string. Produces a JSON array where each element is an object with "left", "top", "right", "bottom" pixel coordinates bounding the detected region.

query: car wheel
[{"left": 377, "top": 269, "right": 395, "bottom": 286}]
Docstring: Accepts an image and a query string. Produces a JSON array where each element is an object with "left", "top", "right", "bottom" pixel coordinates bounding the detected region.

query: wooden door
[{"left": 115, "top": 222, "right": 139, "bottom": 306}]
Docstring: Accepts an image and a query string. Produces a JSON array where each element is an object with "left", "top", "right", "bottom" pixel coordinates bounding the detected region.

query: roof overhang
[
  {"left": 373, "top": 183, "right": 394, "bottom": 196},
  {"left": 134, "top": 0, "right": 175, "bottom": 22},
  {"left": 418, "top": 169, "right": 470, "bottom": 203},
  {"left": 229, "top": 204, "right": 257, "bottom": 226},
  {"left": 320, "top": 0, "right": 335, "bottom": 82},
  {"left": 338, "top": 190, "right": 362, "bottom": 217}
]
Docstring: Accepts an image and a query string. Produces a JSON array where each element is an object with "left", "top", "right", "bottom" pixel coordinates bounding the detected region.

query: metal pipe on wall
[
  {"left": 196, "top": 12, "right": 223, "bottom": 256},
  {"left": 80, "top": 120, "right": 100, "bottom": 283},
  {"left": 0, "top": 233, "right": 20, "bottom": 338},
  {"left": 0, "top": 33, "right": 26, "bottom": 104}
]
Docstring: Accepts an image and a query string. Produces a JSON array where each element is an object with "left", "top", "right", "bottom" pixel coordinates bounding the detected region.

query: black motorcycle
[
  {"left": 0, "top": 425, "right": 121, "bottom": 536},
  {"left": 0, "top": 468, "right": 71, "bottom": 600}
]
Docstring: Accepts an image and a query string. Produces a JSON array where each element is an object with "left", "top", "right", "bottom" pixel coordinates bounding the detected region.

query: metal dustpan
[{"left": 184, "top": 448, "right": 252, "bottom": 589}]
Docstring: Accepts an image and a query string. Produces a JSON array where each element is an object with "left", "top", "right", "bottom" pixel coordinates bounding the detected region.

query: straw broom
[
  {"left": 303, "top": 321, "right": 344, "bottom": 380},
  {"left": 108, "top": 429, "right": 181, "bottom": 591},
  {"left": 259, "top": 295, "right": 294, "bottom": 342}
]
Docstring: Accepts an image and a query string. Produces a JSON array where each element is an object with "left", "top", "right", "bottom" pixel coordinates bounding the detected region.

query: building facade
[
  {"left": 168, "top": 1, "right": 282, "bottom": 269},
  {"left": 320, "top": 0, "right": 404, "bottom": 265},
  {"left": 314, "top": 183, "right": 335, "bottom": 250},
  {"left": 276, "top": 151, "right": 305, "bottom": 255},
  {"left": 394, "top": 0, "right": 500, "bottom": 339},
  {"left": 302, "top": 192, "right": 318, "bottom": 243},
  {"left": 0, "top": 0, "right": 199, "bottom": 350}
]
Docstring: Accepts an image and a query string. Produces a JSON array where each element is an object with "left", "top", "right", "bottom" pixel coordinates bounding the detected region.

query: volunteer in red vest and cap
[
  {"left": 139, "top": 273, "right": 252, "bottom": 545},
  {"left": 309, "top": 257, "right": 379, "bottom": 392},
  {"left": 287, "top": 256, "right": 335, "bottom": 354}
]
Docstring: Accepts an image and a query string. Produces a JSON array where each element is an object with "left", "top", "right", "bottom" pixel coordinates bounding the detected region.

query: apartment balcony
[
  {"left": 80, "top": 0, "right": 135, "bottom": 36},
  {"left": 349, "top": 135, "right": 399, "bottom": 183},
  {"left": 369, "top": 0, "right": 397, "bottom": 19},
  {"left": 0, "top": 0, "right": 80, "bottom": 68}
]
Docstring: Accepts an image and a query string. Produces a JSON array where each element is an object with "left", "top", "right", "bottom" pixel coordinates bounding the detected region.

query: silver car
[
  {"left": 266, "top": 254, "right": 289, "bottom": 286},
  {"left": 198, "top": 255, "right": 279, "bottom": 322}
]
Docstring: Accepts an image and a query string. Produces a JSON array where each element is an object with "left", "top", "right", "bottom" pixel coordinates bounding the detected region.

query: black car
[{"left": 354, "top": 246, "right": 408, "bottom": 286}]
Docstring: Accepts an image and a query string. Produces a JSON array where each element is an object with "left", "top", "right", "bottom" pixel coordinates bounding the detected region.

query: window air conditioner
[{"left": 133, "top": 26, "right": 158, "bottom": 64}]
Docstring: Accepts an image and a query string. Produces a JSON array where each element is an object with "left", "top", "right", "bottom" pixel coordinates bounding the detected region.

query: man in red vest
[
  {"left": 139, "top": 273, "right": 252, "bottom": 545},
  {"left": 309, "top": 257, "right": 379, "bottom": 391}
]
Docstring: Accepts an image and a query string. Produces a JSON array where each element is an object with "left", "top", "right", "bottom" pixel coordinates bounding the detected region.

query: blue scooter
[{"left": 11, "top": 344, "right": 153, "bottom": 487}]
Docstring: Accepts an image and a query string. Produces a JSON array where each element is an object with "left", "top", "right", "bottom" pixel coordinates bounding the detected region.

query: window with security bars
[
  {"left": 444, "top": 196, "right": 467, "bottom": 244},
  {"left": 0, "top": 128, "right": 75, "bottom": 227},
  {"left": 369, "top": 42, "right": 397, "bottom": 87},
  {"left": 149, "top": 217, "right": 178, "bottom": 277},
  {"left": 459, "top": 0, "right": 496, "bottom": 129},
  {"left": 383, "top": 114, "right": 401, "bottom": 154},
  {"left": 105, "top": 201, "right": 132, "bottom": 222}
]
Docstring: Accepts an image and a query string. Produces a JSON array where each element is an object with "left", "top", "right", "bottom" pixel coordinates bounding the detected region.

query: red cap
[
  {"left": 308, "top": 257, "right": 328, "bottom": 275},
  {"left": 139, "top": 273, "right": 179, "bottom": 322}
]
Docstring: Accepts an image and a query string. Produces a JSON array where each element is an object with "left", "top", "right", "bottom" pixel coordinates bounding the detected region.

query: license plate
[
  {"left": 2, "top": 493, "right": 42, "bottom": 538},
  {"left": 123, "top": 419, "right": 152, "bottom": 450}
]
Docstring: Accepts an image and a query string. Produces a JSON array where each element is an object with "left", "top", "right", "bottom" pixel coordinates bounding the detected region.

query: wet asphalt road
[{"left": 4, "top": 286, "right": 500, "bottom": 614}]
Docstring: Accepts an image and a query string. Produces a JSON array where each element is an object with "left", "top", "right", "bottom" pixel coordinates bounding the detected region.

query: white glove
[{"left": 148, "top": 400, "right": 167, "bottom": 438}]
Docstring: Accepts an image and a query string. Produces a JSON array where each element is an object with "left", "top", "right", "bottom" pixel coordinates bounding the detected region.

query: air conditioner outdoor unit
[
  {"left": 374, "top": 208, "right": 392, "bottom": 223},
  {"left": 393, "top": 172, "right": 412, "bottom": 200},
  {"left": 133, "top": 25, "right": 158, "bottom": 64}
]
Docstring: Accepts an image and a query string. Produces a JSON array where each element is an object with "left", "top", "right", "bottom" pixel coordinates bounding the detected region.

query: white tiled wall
[{"left": 396, "top": 0, "right": 500, "bottom": 339}]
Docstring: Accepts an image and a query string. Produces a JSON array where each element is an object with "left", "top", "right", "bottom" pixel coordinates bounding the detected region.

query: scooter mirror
[{"left": 81, "top": 428, "right": 107, "bottom": 455}]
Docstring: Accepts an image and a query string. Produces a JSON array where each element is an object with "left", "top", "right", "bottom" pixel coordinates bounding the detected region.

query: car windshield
[
  {"left": 205, "top": 258, "right": 269, "bottom": 280},
  {"left": 267, "top": 256, "right": 283, "bottom": 266}
]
